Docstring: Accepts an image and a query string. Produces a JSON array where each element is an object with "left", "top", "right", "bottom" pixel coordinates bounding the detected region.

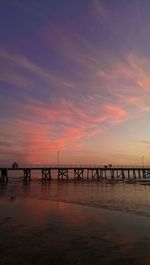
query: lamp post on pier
[
  {"left": 57, "top": 151, "right": 60, "bottom": 167},
  {"left": 142, "top": 155, "right": 144, "bottom": 167}
]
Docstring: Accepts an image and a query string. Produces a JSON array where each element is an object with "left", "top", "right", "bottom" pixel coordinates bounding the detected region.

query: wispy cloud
[
  {"left": 0, "top": 71, "right": 33, "bottom": 88},
  {"left": 0, "top": 94, "right": 128, "bottom": 164},
  {"left": 1, "top": 2, "right": 150, "bottom": 165},
  {"left": 0, "top": 48, "right": 66, "bottom": 89},
  {"left": 91, "top": 0, "right": 108, "bottom": 21}
]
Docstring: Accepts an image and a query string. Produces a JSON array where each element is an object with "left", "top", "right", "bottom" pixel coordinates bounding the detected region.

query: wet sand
[{"left": 0, "top": 197, "right": 150, "bottom": 265}]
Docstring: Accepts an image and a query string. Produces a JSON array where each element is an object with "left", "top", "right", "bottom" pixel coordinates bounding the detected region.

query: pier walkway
[{"left": 0, "top": 165, "right": 150, "bottom": 182}]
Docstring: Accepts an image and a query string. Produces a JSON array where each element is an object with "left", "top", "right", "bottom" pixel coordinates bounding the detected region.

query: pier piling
[
  {"left": 42, "top": 169, "right": 51, "bottom": 181},
  {"left": 0, "top": 165, "right": 150, "bottom": 182},
  {"left": 58, "top": 168, "right": 68, "bottom": 180},
  {"left": 74, "top": 169, "right": 84, "bottom": 180},
  {"left": 23, "top": 169, "right": 31, "bottom": 182},
  {"left": 0, "top": 169, "right": 8, "bottom": 183}
]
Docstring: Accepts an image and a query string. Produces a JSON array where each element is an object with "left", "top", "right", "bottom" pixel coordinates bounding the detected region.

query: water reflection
[
  {"left": 1, "top": 181, "right": 150, "bottom": 217},
  {"left": 0, "top": 196, "right": 150, "bottom": 265},
  {"left": 0, "top": 182, "right": 8, "bottom": 199}
]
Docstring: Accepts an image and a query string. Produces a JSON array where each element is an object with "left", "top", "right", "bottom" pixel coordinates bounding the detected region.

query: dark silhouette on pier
[{"left": 12, "top": 162, "right": 18, "bottom": 169}]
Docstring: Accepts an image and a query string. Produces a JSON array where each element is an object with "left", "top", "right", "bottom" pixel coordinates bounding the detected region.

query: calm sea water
[
  {"left": 0, "top": 178, "right": 150, "bottom": 217},
  {"left": 0, "top": 179, "right": 150, "bottom": 265}
]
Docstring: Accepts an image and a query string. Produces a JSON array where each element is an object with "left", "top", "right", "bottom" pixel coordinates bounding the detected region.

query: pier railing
[{"left": 1, "top": 164, "right": 150, "bottom": 169}]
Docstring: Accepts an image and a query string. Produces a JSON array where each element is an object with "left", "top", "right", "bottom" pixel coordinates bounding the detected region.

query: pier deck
[{"left": 0, "top": 165, "right": 150, "bottom": 182}]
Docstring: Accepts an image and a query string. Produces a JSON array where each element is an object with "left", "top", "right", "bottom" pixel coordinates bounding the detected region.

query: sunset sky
[{"left": 1, "top": 0, "right": 150, "bottom": 165}]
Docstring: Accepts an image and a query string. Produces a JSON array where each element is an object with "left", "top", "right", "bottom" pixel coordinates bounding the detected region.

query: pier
[{"left": 0, "top": 165, "right": 150, "bottom": 183}]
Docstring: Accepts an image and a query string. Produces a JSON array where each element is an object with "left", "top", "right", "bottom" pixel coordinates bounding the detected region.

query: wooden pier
[{"left": 0, "top": 165, "right": 150, "bottom": 183}]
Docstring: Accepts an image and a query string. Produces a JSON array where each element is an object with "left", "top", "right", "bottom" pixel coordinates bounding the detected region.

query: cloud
[
  {"left": 0, "top": 95, "right": 128, "bottom": 164},
  {"left": 0, "top": 48, "right": 66, "bottom": 89},
  {"left": 0, "top": 71, "right": 33, "bottom": 88},
  {"left": 42, "top": 25, "right": 150, "bottom": 112},
  {"left": 91, "top": 0, "right": 108, "bottom": 21},
  {"left": 139, "top": 141, "right": 150, "bottom": 145},
  {"left": 123, "top": 54, "right": 150, "bottom": 92},
  {"left": 102, "top": 105, "right": 127, "bottom": 124},
  {"left": 97, "top": 53, "right": 150, "bottom": 92},
  {"left": 95, "top": 52, "right": 150, "bottom": 117},
  {"left": 1, "top": 25, "right": 150, "bottom": 165}
]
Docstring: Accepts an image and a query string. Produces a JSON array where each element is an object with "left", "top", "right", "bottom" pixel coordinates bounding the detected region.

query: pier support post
[
  {"left": 111, "top": 169, "right": 114, "bottom": 179},
  {"left": 58, "top": 168, "right": 68, "bottom": 180},
  {"left": 142, "top": 169, "right": 146, "bottom": 179},
  {"left": 97, "top": 169, "right": 101, "bottom": 180},
  {"left": 74, "top": 169, "right": 84, "bottom": 180},
  {"left": 0, "top": 169, "right": 8, "bottom": 183},
  {"left": 99, "top": 169, "right": 103, "bottom": 179},
  {"left": 133, "top": 169, "right": 137, "bottom": 179},
  {"left": 104, "top": 169, "right": 107, "bottom": 179},
  {"left": 87, "top": 169, "right": 90, "bottom": 180},
  {"left": 146, "top": 170, "right": 150, "bottom": 178},
  {"left": 23, "top": 169, "right": 31, "bottom": 182},
  {"left": 91, "top": 169, "right": 99, "bottom": 180},
  {"left": 138, "top": 170, "right": 141, "bottom": 179},
  {"left": 122, "top": 170, "right": 125, "bottom": 180},
  {"left": 116, "top": 170, "right": 119, "bottom": 179},
  {"left": 42, "top": 169, "right": 51, "bottom": 181},
  {"left": 117, "top": 169, "right": 125, "bottom": 180},
  {"left": 127, "top": 170, "right": 130, "bottom": 179}
]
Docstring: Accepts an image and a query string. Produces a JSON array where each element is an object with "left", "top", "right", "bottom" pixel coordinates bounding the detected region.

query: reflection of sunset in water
[
  {"left": 56, "top": 201, "right": 86, "bottom": 226},
  {"left": 14, "top": 198, "right": 107, "bottom": 228},
  {"left": 0, "top": 189, "right": 150, "bottom": 265}
]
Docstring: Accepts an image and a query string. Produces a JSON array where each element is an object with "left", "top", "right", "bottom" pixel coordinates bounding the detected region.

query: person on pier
[{"left": 12, "top": 162, "right": 18, "bottom": 169}]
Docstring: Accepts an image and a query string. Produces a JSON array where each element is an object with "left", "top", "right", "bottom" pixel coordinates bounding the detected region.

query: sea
[{"left": 0, "top": 176, "right": 150, "bottom": 265}]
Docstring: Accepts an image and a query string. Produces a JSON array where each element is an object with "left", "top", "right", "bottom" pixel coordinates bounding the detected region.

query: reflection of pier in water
[{"left": 0, "top": 165, "right": 150, "bottom": 182}]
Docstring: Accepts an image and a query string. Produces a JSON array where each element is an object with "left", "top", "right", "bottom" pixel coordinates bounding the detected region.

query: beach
[{"left": 0, "top": 181, "right": 150, "bottom": 265}]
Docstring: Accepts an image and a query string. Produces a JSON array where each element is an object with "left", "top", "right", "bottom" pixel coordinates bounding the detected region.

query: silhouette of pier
[{"left": 0, "top": 165, "right": 150, "bottom": 183}]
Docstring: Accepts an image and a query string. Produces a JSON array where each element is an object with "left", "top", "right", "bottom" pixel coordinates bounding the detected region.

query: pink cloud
[
  {"left": 98, "top": 53, "right": 150, "bottom": 93},
  {"left": 102, "top": 104, "right": 127, "bottom": 124},
  {"left": 0, "top": 95, "right": 128, "bottom": 164},
  {"left": 1, "top": 45, "right": 150, "bottom": 165}
]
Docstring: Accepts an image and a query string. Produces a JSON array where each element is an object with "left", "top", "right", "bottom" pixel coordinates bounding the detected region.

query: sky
[{"left": 1, "top": 0, "right": 150, "bottom": 166}]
